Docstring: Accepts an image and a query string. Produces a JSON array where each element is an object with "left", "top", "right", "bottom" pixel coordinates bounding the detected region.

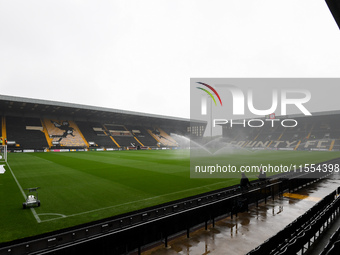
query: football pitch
[{"left": 1, "top": 149, "right": 340, "bottom": 243}]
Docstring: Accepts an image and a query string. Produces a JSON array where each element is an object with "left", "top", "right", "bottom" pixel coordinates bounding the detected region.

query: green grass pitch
[{"left": 0, "top": 149, "right": 339, "bottom": 243}]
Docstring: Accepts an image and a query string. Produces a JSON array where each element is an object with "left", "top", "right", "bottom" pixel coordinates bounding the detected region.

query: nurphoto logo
[
  {"left": 196, "top": 82, "right": 223, "bottom": 115},
  {"left": 189, "top": 78, "right": 337, "bottom": 179},
  {"left": 195, "top": 81, "right": 312, "bottom": 129}
]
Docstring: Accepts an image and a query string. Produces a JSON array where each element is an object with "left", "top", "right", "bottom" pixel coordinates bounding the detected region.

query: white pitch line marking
[
  {"left": 6, "top": 162, "right": 41, "bottom": 223},
  {"left": 39, "top": 179, "right": 235, "bottom": 223},
  {"left": 38, "top": 213, "right": 67, "bottom": 218}
]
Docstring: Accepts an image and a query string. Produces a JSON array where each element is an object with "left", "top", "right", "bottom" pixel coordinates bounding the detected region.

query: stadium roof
[
  {"left": 0, "top": 95, "right": 205, "bottom": 127},
  {"left": 326, "top": 0, "right": 340, "bottom": 29}
]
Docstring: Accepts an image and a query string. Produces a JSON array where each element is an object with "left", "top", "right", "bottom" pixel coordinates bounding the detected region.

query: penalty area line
[{"left": 6, "top": 162, "right": 41, "bottom": 223}]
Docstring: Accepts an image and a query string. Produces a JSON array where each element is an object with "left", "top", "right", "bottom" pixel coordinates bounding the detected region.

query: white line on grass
[
  {"left": 39, "top": 179, "right": 235, "bottom": 223},
  {"left": 38, "top": 213, "right": 67, "bottom": 219},
  {"left": 6, "top": 162, "right": 41, "bottom": 223}
]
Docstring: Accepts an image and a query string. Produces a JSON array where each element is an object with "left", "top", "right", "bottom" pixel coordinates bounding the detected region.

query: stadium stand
[
  {"left": 6, "top": 116, "right": 49, "bottom": 150},
  {"left": 3, "top": 113, "right": 340, "bottom": 151},
  {"left": 43, "top": 119, "right": 87, "bottom": 148},
  {"left": 76, "top": 121, "right": 118, "bottom": 148},
  {"left": 104, "top": 124, "right": 140, "bottom": 147},
  {"left": 125, "top": 125, "right": 158, "bottom": 147},
  {"left": 0, "top": 96, "right": 194, "bottom": 151},
  {"left": 111, "top": 136, "right": 139, "bottom": 148},
  {"left": 2, "top": 116, "right": 182, "bottom": 151},
  {"left": 147, "top": 127, "right": 178, "bottom": 147},
  {"left": 3, "top": 95, "right": 340, "bottom": 152}
]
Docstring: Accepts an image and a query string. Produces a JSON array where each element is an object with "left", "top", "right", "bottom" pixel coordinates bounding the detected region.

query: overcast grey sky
[{"left": 1, "top": 0, "right": 340, "bottom": 119}]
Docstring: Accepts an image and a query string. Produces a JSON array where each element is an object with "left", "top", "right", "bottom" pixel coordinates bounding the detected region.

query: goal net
[{"left": 0, "top": 145, "right": 7, "bottom": 163}]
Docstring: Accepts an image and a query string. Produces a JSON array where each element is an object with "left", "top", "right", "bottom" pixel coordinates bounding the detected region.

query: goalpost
[{"left": 0, "top": 145, "right": 7, "bottom": 163}]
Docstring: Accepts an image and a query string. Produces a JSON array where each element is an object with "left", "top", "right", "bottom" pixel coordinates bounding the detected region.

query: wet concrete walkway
[{"left": 143, "top": 177, "right": 340, "bottom": 255}]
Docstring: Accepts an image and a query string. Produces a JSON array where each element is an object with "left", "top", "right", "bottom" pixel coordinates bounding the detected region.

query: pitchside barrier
[{"left": 0, "top": 159, "right": 338, "bottom": 255}]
